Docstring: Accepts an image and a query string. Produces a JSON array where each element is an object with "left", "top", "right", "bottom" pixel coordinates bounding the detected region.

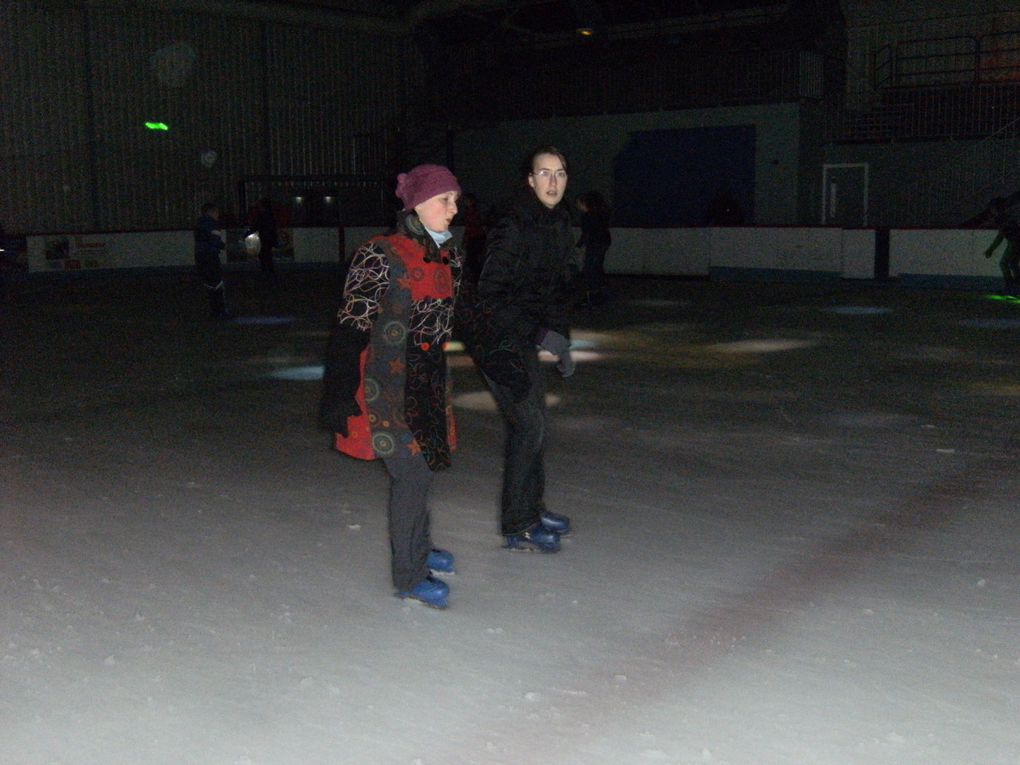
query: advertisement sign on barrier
[{"left": 43, "top": 235, "right": 110, "bottom": 270}]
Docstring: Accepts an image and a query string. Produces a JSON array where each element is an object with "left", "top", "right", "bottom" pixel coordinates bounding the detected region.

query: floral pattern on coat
[{"left": 324, "top": 213, "right": 459, "bottom": 470}]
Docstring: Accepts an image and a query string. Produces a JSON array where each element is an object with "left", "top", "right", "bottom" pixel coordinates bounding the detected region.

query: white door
[{"left": 822, "top": 163, "right": 869, "bottom": 227}]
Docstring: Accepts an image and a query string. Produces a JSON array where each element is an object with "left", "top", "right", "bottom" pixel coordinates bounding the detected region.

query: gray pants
[{"left": 382, "top": 453, "right": 434, "bottom": 591}]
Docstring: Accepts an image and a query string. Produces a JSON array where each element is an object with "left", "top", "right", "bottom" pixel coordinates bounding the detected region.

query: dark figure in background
[
  {"left": 250, "top": 197, "right": 279, "bottom": 276},
  {"left": 459, "top": 193, "right": 487, "bottom": 282},
  {"left": 477, "top": 146, "right": 576, "bottom": 553},
  {"left": 984, "top": 197, "right": 1020, "bottom": 296},
  {"left": 193, "top": 203, "right": 229, "bottom": 319},
  {"left": 575, "top": 190, "right": 612, "bottom": 309}
]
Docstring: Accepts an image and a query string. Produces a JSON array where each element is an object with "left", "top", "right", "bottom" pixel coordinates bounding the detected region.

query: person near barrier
[
  {"left": 250, "top": 197, "right": 279, "bottom": 277},
  {"left": 984, "top": 197, "right": 1020, "bottom": 296},
  {"left": 193, "top": 203, "right": 229, "bottom": 319},
  {"left": 575, "top": 190, "right": 612, "bottom": 309},
  {"left": 318, "top": 164, "right": 527, "bottom": 609},
  {"left": 477, "top": 146, "right": 576, "bottom": 553}
]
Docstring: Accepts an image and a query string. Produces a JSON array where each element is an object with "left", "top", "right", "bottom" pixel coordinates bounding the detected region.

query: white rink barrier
[
  {"left": 25, "top": 227, "right": 342, "bottom": 273},
  {"left": 841, "top": 229, "right": 877, "bottom": 280},
  {"left": 22, "top": 226, "right": 1005, "bottom": 285},
  {"left": 602, "top": 226, "right": 1001, "bottom": 283},
  {"left": 889, "top": 229, "right": 1000, "bottom": 278}
]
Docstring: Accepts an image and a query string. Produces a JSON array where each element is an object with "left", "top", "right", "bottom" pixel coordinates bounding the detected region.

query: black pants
[
  {"left": 485, "top": 345, "right": 547, "bottom": 536},
  {"left": 195, "top": 254, "right": 227, "bottom": 317},
  {"left": 205, "top": 284, "right": 227, "bottom": 317},
  {"left": 582, "top": 242, "right": 608, "bottom": 292},
  {"left": 382, "top": 453, "right": 435, "bottom": 591},
  {"left": 998, "top": 243, "right": 1019, "bottom": 294}
]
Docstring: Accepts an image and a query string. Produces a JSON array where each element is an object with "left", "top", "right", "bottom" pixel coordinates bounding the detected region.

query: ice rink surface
[{"left": 2, "top": 270, "right": 1019, "bottom": 765}]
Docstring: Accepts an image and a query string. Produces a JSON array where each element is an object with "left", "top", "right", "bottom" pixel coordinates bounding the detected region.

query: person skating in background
[
  {"left": 250, "top": 197, "right": 279, "bottom": 278},
  {"left": 193, "top": 203, "right": 229, "bottom": 319},
  {"left": 317, "top": 164, "right": 467, "bottom": 609},
  {"left": 575, "top": 190, "right": 612, "bottom": 309},
  {"left": 984, "top": 196, "right": 1020, "bottom": 296},
  {"left": 477, "top": 145, "right": 576, "bottom": 553}
]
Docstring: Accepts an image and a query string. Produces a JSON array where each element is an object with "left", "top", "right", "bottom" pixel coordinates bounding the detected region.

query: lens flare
[
  {"left": 822, "top": 306, "right": 892, "bottom": 316},
  {"left": 267, "top": 365, "right": 324, "bottom": 381}
]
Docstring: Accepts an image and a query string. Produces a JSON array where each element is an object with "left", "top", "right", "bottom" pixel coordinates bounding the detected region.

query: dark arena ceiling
[{"left": 254, "top": 0, "right": 789, "bottom": 38}]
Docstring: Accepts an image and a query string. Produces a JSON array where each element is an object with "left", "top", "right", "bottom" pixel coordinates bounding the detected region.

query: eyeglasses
[{"left": 531, "top": 169, "right": 567, "bottom": 181}]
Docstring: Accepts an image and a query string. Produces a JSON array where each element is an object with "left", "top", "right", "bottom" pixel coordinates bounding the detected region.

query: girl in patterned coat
[{"left": 318, "top": 164, "right": 465, "bottom": 608}]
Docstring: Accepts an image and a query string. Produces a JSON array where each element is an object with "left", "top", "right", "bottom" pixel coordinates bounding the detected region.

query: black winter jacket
[
  {"left": 478, "top": 192, "right": 574, "bottom": 346},
  {"left": 193, "top": 214, "right": 224, "bottom": 260}
]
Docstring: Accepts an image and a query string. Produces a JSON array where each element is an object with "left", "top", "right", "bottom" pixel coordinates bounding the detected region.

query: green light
[
  {"left": 983, "top": 293, "right": 1020, "bottom": 304},
  {"left": 144, "top": 121, "right": 169, "bottom": 131}
]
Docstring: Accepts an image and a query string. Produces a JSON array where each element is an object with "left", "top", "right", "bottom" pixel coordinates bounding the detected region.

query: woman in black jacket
[{"left": 477, "top": 146, "right": 576, "bottom": 553}]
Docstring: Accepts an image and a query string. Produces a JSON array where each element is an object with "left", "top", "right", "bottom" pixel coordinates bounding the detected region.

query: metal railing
[
  {"left": 870, "top": 115, "right": 1020, "bottom": 227},
  {"left": 827, "top": 81, "right": 1020, "bottom": 142},
  {"left": 831, "top": 29, "right": 1020, "bottom": 144},
  {"left": 875, "top": 32, "right": 1020, "bottom": 88}
]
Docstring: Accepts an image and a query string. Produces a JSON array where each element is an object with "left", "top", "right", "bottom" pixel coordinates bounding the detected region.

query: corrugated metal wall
[
  {"left": 1, "top": 1, "right": 415, "bottom": 233},
  {"left": 266, "top": 24, "right": 406, "bottom": 177},
  {"left": 1, "top": 3, "right": 92, "bottom": 232}
]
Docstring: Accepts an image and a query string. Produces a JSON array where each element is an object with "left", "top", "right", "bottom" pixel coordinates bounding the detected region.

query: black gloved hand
[{"left": 318, "top": 398, "right": 361, "bottom": 437}]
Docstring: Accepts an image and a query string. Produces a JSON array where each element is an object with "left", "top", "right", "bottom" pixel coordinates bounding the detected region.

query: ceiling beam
[
  {"left": 406, "top": 0, "right": 550, "bottom": 27},
  {"left": 79, "top": 0, "right": 408, "bottom": 34}
]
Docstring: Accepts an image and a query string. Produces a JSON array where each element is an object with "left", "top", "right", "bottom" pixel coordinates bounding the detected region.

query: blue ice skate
[
  {"left": 427, "top": 547, "right": 455, "bottom": 574},
  {"left": 539, "top": 510, "right": 572, "bottom": 536},
  {"left": 398, "top": 575, "right": 450, "bottom": 609},
  {"left": 504, "top": 523, "right": 561, "bottom": 553}
]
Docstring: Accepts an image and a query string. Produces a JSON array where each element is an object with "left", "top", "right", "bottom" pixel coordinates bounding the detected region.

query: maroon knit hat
[{"left": 395, "top": 164, "right": 462, "bottom": 211}]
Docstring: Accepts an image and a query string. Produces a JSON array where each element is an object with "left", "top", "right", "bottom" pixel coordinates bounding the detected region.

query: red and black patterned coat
[{"left": 322, "top": 212, "right": 460, "bottom": 470}]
